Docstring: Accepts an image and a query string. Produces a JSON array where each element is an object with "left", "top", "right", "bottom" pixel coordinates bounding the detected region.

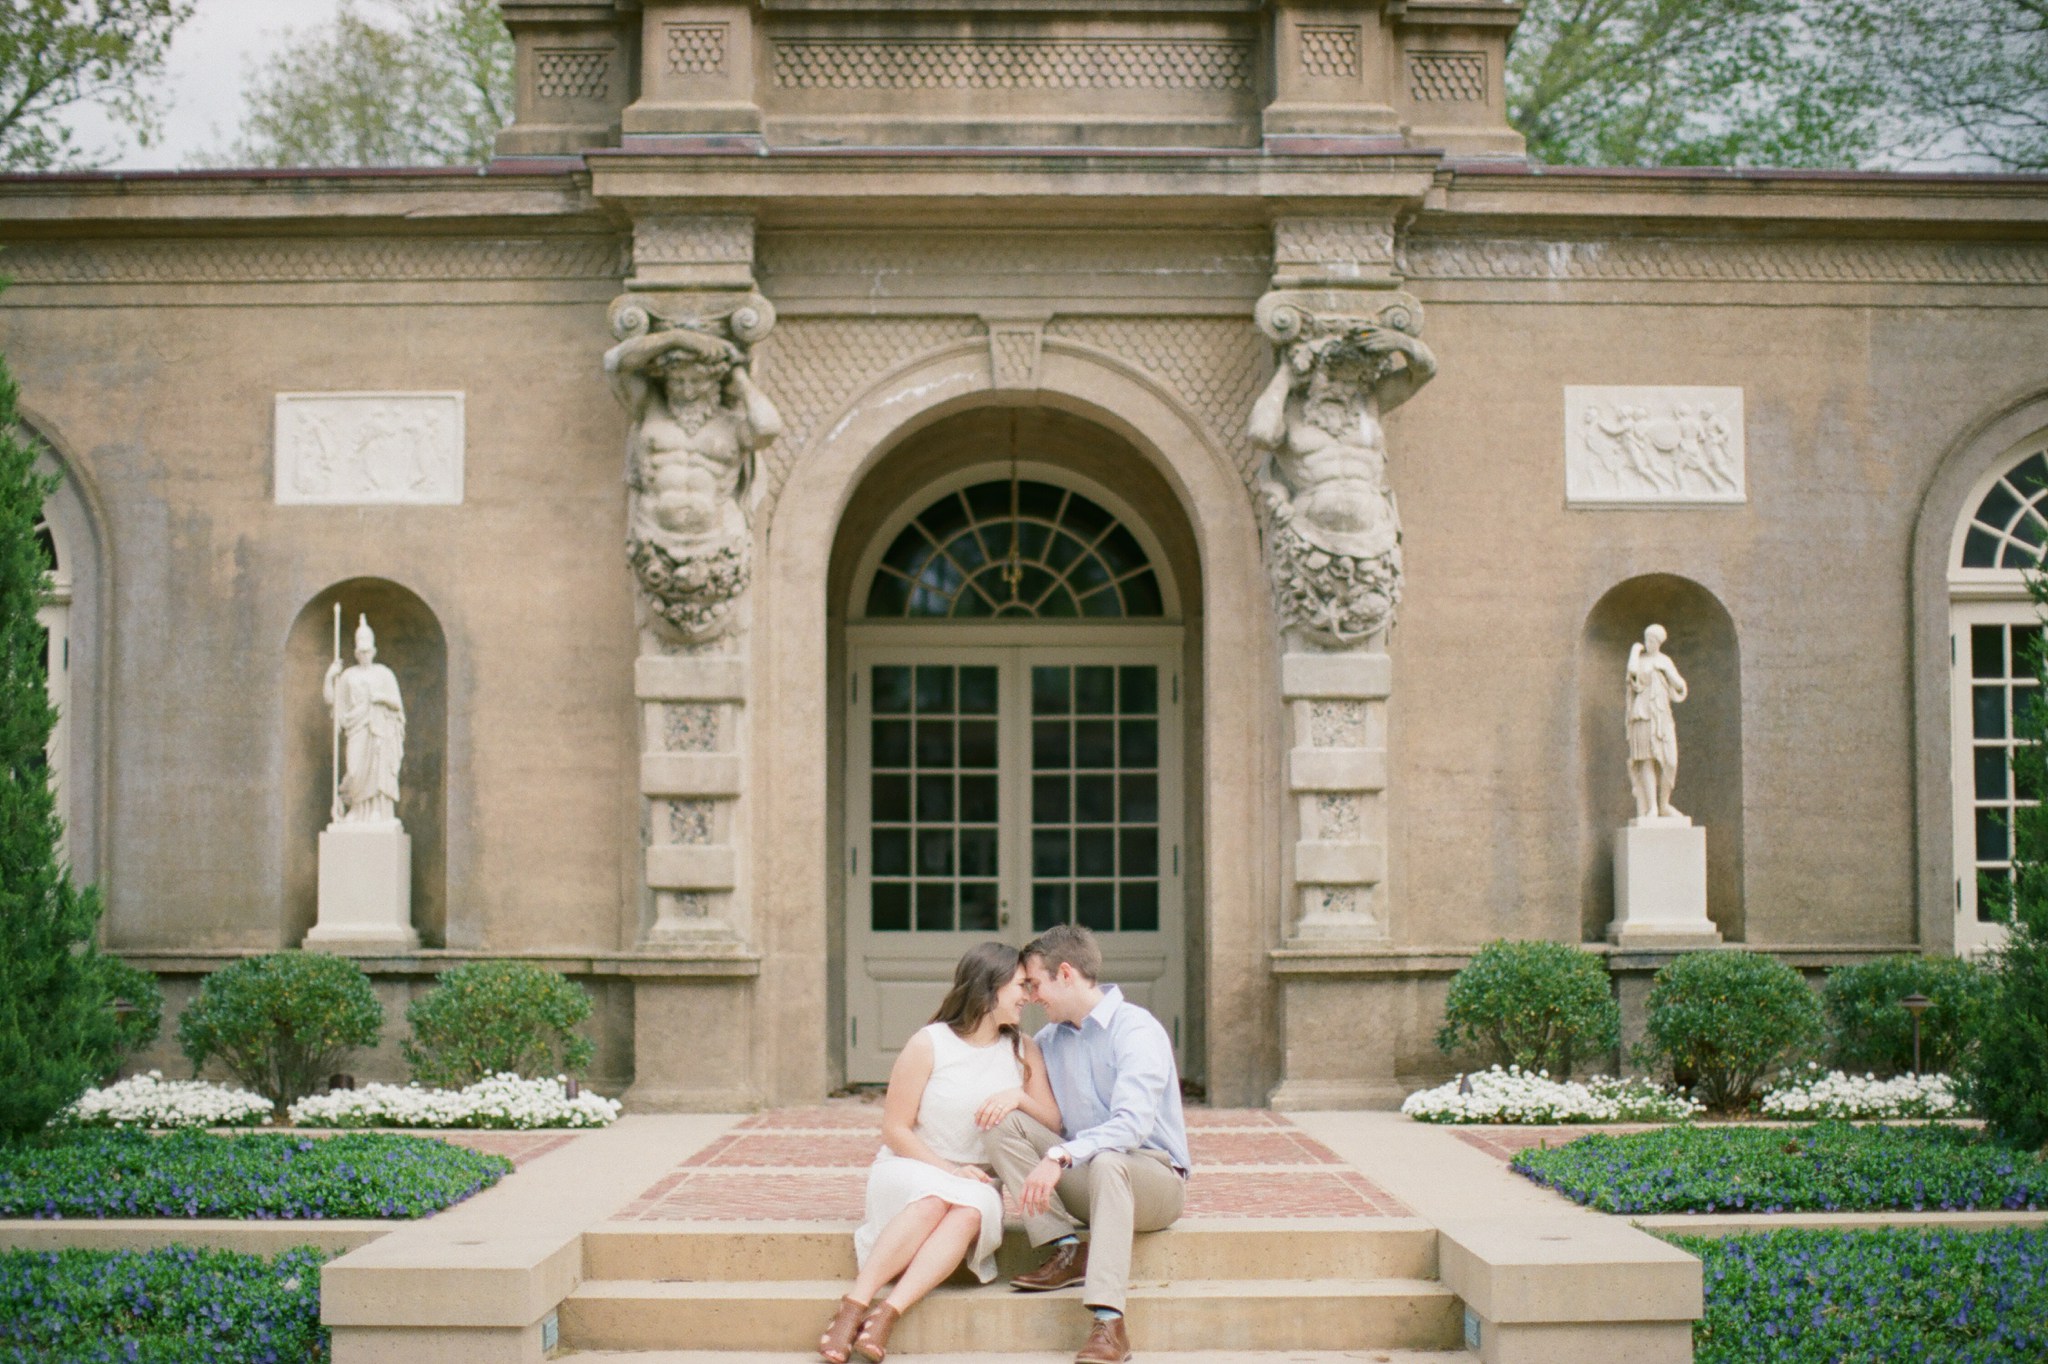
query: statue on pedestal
[
  {"left": 603, "top": 295, "right": 782, "bottom": 642},
  {"left": 1625, "top": 623, "right": 1687, "bottom": 821},
  {"left": 324, "top": 614, "right": 405, "bottom": 827},
  {"left": 1249, "top": 293, "right": 1436, "bottom": 647}
]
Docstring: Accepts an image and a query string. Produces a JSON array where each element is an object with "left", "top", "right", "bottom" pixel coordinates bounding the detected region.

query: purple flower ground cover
[
  {"left": 0, "top": 1128, "right": 512, "bottom": 1220},
  {"left": 0, "top": 1245, "right": 330, "bottom": 1363},
  {"left": 1512, "top": 1122, "right": 2047, "bottom": 1215},
  {"left": 1669, "top": 1225, "right": 2048, "bottom": 1363}
]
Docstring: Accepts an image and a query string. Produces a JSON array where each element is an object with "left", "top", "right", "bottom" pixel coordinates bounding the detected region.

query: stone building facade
[{"left": 6, "top": 0, "right": 2048, "bottom": 1107}]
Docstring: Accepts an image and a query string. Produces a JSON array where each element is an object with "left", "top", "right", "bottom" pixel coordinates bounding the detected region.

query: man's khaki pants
[{"left": 988, "top": 1111, "right": 1186, "bottom": 1313}]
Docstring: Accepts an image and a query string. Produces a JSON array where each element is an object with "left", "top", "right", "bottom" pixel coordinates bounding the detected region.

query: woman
[{"left": 819, "top": 942, "right": 1063, "bottom": 1363}]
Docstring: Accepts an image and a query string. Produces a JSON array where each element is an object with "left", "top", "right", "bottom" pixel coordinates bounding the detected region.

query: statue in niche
[
  {"left": 325, "top": 614, "right": 406, "bottom": 827},
  {"left": 603, "top": 294, "right": 782, "bottom": 642},
  {"left": 1625, "top": 623, "right": 1688, "bottom": 821},
  {"left": 1249, "top": 292, "right": 1437, "bottom": 648}
]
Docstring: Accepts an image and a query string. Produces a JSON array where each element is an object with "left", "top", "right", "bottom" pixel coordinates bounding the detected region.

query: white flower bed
[
  {"left": 1402, "top": 1065, "right": 1703, "bottom": 1124},
  {"left": 62, "top": 1071, "right": 273, "bottom": 1128},
  {"left": 1759, "top": 1067, "right": 1965, "bottom": 1120},
  {"left": 287, "top": 1073, "right": 621, "bottom": 1130}
]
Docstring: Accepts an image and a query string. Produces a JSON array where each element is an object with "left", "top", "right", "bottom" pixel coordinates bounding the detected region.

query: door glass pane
[
  {"left": 1965, "top": 624, "right": 2044, "bottom": 923},
  {"left": 1030, "top": 664, "right": 1163, "bottom": 933},
  {"left": 868, "top": 663, "right": 996, "bottom": 934}
]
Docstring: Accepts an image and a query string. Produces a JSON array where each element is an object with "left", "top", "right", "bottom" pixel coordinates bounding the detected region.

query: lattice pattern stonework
[
  {"left": 667, "top": 24, "right": 728, "bottom": 76},
  {"left": 536, "top": 48, "right": 610, "bottom": 101},
  {"left": 2, "top": 236, "right": 628, "bottom": 285},
  {"left": 1046, "top": 318, "right": 1271, "bottom": 488},
  {"left": 1400, "top": 236, "right": 2048, "bottom": 285},
  {"left": 1298, "top": 26, "right": 1361, "bottom": 79},
  {"left": 772, "top": 40, "right": 1253, "bottom": 90},
  {"left": 1408, "top": 52, "right": 1485, "bottom": 102}
]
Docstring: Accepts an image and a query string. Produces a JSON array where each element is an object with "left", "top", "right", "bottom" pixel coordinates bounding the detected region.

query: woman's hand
[
  {"left": 974, "top": 1088, "right": 1027, "bottom": 1130},
  {"left": 947, "top": 1162, "right": 994, "bottom": 1183}
]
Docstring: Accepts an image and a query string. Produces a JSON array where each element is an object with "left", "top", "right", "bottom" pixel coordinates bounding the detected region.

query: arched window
[
  {"left": 864, "top": 479, "right": 1164, "bottom": 620},
  {"left": 1949, "top": 435, "right": 2048, "bottom": 953}
]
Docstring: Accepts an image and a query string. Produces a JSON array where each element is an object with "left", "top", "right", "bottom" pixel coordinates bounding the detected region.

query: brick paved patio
[{"left": 613, "top": 1105, "right": 1411, "bottom": 1222}]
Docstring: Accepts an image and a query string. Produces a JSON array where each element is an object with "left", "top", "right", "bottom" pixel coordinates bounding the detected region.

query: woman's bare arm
[{"left": 880, "top": 1031, "right": 990, "bottom": 1179}]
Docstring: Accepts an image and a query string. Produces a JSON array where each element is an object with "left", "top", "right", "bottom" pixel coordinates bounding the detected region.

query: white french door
[{"left": 845, "top": 637, "right": 1184, "bottom": 1083}]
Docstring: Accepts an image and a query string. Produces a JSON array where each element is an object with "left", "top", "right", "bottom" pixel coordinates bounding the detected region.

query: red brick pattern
[
  {"left": 1451, "top": 1124, "right": 1668, "bottom": 1163},
  {"left": 612, "top": 1103, "right": 1408, "bottom": 1223}
]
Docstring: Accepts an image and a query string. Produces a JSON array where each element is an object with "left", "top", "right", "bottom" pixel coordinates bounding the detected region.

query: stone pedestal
[
  {"left": 1610, "top": 819, "right": 1720, "bottom": 949},
  {"left": 309, "top": 824, "right": 419, "bottom": 952}
]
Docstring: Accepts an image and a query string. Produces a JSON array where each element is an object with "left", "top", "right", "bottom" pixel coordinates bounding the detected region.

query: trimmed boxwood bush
[
  {"left": 403, "top": 960, "right": 595, "bottom": 1088},
  {"left": 0, "top": 1245, "right": 330, "bottom": 1363},
  {"left": 176, "top": 953, "right": 383, "bottom": 1113},
  {"left": 1638, "top": 950, "right": 1824, "bottom": 1111},
  {"left": 1671, "top": 1225, "right": 2048, "bottom": 1364},
  {"left": 1435, "top": 940, "right": 1620, "bottom": 1076},
  {"left": 1822, "top": 954, "right": 1990, "bottom": 1076},
  {"left": 0, "top": 1128, "right": 512, "bottom": 1220},
  {"left": 1512, "top": 1122, "right": 2048, "bottom": 1215}
]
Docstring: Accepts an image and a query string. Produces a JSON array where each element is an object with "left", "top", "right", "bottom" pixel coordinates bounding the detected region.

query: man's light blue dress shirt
[{"left": 1034, "top": 985, "right": 1191, "bottom": 1175}]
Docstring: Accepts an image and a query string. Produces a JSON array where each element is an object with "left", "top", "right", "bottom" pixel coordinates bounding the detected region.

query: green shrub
[
  {"left": 89, "top": 955, "right": 164, "bottom": 1077},
  {"left": 1637, "top": 950, "right": 1824, "bottom": 1111},
  {"left": 1822, "top": 954, "right": 1991, "bottom": 1076},
  {"left": 176, "top": 952, "right": 383, "bottom": 1112},
  {"left": 0, "top": 360, "right": 119, "bottom": 1138},
  {"left": 403, "top": 960, "right": 595, "bottom": 1088},
  {"left": 1434, "top": 940, "right": 1620, "bottom": 1075}
]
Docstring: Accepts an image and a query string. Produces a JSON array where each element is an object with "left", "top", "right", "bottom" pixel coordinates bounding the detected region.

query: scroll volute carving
[
  {"left": 603, "top": 293, "right": 783, "bottom": 643},
  {"left": 1248, "top": 291, "right": 1437, "bottom": 649}
]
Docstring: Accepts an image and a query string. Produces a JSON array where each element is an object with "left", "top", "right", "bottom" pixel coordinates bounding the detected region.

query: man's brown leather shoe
[
  {"left": 1010, "top": 1240, "right": 1088, "bottom": 1291},
  {"left": 1074, "top": 1314, "right": 1132, "bottom": 1364}
]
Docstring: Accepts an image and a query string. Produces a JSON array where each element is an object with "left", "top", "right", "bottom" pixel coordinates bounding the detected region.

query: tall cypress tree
[{"left": 0, "top": 354, "right": 116, "bottom": 1138}]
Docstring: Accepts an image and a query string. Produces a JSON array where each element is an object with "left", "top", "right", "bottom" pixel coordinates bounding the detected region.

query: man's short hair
[{"left": 1024, "top": 923, "right": 1102, "bottom": 984}]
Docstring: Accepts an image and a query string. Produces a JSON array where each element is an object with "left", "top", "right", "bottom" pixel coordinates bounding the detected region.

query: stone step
[
  {"left": 557, "top": 1278, "right": 1466, "bottom": 1354},
  {"left": 552, "top": 1352, "right": 1480, "bottom": 1363},
  {"left": 584, "top": 1219, "right": 1437, "bottom": 1283}
]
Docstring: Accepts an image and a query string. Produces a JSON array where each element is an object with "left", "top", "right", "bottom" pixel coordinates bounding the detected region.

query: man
[{"left": 984, "top": 925, "right": 1190, "bottom": 1364}]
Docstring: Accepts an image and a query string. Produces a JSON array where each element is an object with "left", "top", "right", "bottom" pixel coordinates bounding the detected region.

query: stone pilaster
[
  {"left": 603, "top": 214, "right": 781, "bottom": 954},
  {"left": 1283, "top": 650, "right": 1390, "bottom": 938}
]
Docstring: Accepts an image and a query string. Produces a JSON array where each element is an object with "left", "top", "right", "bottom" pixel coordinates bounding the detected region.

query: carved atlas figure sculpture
[
  {"left": 603, "top": 295, "right": 783, "bottom": 643},
  {"left": 1249, "top": 293, "right": 1437, "bottom": 648},
  {"left": 325, "top": 612, "right": 406, "bottom": 827},
  {"left": 1625, "top": 623, "right": 1688, "bottom": 821}
]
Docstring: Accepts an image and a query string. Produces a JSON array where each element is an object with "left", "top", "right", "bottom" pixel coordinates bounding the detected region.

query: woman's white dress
[{"left": 853, "top": 1021, "right": 1023, "bottom": 1284}]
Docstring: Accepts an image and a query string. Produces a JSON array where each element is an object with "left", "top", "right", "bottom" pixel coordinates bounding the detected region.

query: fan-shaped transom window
[
  {"left": 865, "top": 479, "right": 1164, "bottom": 619},
  {"left": 1960, "top": 450, "right": 2048, "bottom": 569}
]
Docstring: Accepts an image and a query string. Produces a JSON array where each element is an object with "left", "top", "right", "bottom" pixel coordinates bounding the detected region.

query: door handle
[{"left": 1000, "top": 899, "right": 1010, "bottom": 929}]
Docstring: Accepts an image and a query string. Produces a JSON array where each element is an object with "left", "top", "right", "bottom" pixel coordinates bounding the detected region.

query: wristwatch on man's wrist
[{"left": 1047, "top": 1145, "right": 1073, "bottom": 1169}]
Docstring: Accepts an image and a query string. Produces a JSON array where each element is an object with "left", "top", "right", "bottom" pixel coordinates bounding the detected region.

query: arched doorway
[
  {"left": 830, "top": 408, "right": 1199, "bottom": 1084},
  {"left": 1946, "top": 433, "right": 2048, "bottom": 955}
]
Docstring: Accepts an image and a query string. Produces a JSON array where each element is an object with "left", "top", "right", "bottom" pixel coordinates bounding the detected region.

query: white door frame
[{"left": 844, "top": 624, "right": 1185, "bottom": 1083}]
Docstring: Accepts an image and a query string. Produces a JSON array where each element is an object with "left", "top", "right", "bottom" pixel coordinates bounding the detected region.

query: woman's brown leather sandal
[
  {"left": 853, "top": 1301, "right": 902, "bottom": 1363},
  {"left": 818, "top": 1295, "right": 869, "bottom": 1364}
]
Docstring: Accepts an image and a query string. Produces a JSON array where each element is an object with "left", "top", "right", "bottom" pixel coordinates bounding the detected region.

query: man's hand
[
  {"left": 1020, "top": 1155, "right": 1063, "bottom": 1216},
  {"left": 974, "top": 1087, "right": 1026, "bottom": 1130}
]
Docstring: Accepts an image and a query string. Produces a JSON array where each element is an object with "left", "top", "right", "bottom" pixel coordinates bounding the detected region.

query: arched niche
[
  {"left": 22, "top": 414, "right": 108, "bottom": 889},
  {"left": 284, "top": 580, "right": 447, "bottom": 947},
  {"left": 1578, "top": 575, "right": 1744, "bottom": 942}
]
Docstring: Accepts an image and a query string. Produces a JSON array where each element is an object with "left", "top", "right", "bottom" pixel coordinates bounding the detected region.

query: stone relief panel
[
  {"left": 771, "top": 39, "right": 1254, "bottom": 90},
  {"left": 666, "top": 23, "right": 729, "bottom": 75},
  {"left": 1298, "top": 25, "right": 1362, "bottom": 79},
  {"left": 1564, "top": 386, "right": 1745, "bottom": 506},
  {"left": 535, "top": 48, "right": 612, "bottom": 101},
  {"left": 1407, "top": 52, "right": 1486, "bottom": 102},
  {"left": 274, "top": 393, "right": 464, "bottom": 505}
]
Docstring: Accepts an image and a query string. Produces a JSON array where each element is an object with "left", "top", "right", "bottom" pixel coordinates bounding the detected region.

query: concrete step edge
[{"left": 566, "top": 1277, "right": 1456, "bottom": 1302}]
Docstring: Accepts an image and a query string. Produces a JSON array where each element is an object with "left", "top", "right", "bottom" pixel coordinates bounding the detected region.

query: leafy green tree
[
  {"left": 1506, "top": 0, "right": 2048, "bottom": 170},
  {"left": 207, "top": 0, "right": 511, "bottom": 168},
  {"left": 0, "top": 352, "right": 120, "bottom": 1138},
  {"left": 0, "top": 0, "right": 195, "bottom": 170}
]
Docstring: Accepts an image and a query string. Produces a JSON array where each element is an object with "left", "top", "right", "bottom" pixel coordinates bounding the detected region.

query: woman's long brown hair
[{"left": 930, "top": 940, "right": 1027, "bottom": 1074}]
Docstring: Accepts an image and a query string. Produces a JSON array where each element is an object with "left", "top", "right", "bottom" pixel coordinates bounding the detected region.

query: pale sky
[{"left": 65, "top": 0, "right": 343, "bottom": 169}]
